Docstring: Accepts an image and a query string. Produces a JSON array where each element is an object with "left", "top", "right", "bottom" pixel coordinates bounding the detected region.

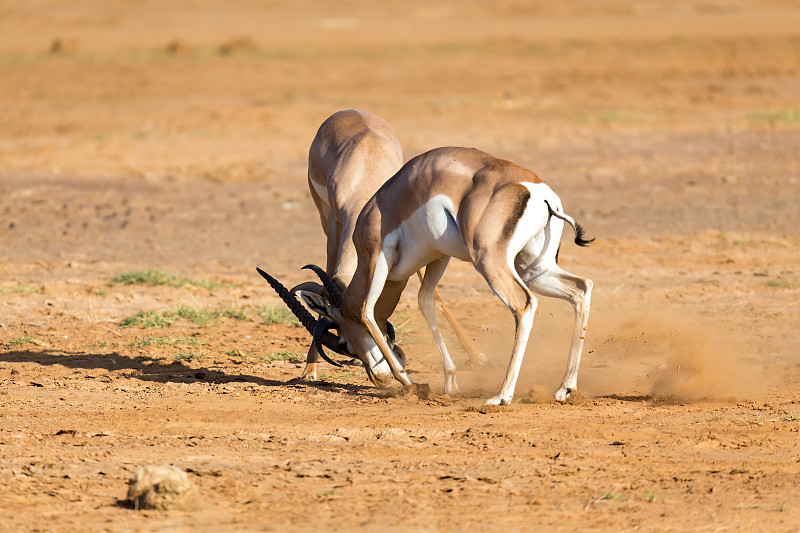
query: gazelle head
[{"left": 256, "top": 266, "right": 404, "bottom": 387}]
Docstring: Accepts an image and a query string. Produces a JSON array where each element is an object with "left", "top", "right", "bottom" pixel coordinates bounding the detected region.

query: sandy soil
[{"left": 1, "top": 1, "right": 800, "bottom": 531}]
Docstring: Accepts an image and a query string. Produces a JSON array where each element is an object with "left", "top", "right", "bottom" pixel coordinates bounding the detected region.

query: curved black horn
[
  {"left": 298, "top": 264, "right": 398, "bottom": 347},
  {"left": 256, "top": 266, "right": 347, "bottom": 358},
  {"left": 386, "top": 321, "right": 395, "bottom": 346},
  {"left": 256, "top": 267, "right": 317, "bottom": 334},
  {"left": 313, "top": 317, "right": 351, "bottom": 368},
  {"left": 299, "top": 264, "right": 397, "bottom": 348},
  {"left": 302, "top": 264, "right": 343, "bottom": 308}
]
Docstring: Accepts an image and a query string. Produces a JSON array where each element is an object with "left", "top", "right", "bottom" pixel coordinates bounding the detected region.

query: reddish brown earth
[{"left": 1, "top": 1, "right": 800, "bottom": 531}]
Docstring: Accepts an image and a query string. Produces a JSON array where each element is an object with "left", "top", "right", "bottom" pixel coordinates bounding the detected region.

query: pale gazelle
[
  {"left": 270, "top": 110, "right": 486, "bottom": 385},
  {"left": 262, "top": 145, "right": 593, "bottom": 405}
]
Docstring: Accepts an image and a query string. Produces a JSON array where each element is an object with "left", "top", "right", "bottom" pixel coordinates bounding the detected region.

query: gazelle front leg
[
  {"left": 361, "top": 250, "right": 413, "bottom": 386},
  {"left": 297, "top": 345, "right": 319, "bottom": 381},
  {"left": 290, "top": 281, "right": 327, "bottom": 381},
  {"left": 417, "top": 257, "right": 461, "bottom": 395}
]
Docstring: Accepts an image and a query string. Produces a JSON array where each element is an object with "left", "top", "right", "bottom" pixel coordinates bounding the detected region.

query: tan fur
[
  {"left": 363, "top": 148, "right": 542, "bottom": 239},
  {"left": 297, "top": 113, "right": 488, "bottom": 382},
  {"left": 339, "top": 146, "right": 592, "bottom": 404},
  {"left": 307, "top": 110, "right": 403, "bottom": 282}
]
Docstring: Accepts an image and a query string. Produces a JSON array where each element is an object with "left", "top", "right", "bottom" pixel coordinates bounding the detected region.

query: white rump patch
[{"left": 506, "top": 182, "right": 562, "bottom": 277}]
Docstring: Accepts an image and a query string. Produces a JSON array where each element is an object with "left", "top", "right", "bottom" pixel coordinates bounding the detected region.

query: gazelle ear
[
  {"left": 296, "top": 290, "right": 336, "bottom": 321},
  {"left": 290, "top": 281, "right": 325, "bottom": 297}
]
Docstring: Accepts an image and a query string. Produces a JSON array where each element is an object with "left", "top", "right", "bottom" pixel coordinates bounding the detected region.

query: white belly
[{"left": 386, "top": 195, "right": 470, "bottom": 280}]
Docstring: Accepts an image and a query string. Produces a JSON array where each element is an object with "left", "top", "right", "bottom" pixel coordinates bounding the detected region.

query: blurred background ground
[{"left": 1, "top": 1, "right": 799, "bottom": 531}]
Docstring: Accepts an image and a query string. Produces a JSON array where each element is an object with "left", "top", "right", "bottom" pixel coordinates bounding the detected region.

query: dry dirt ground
[{"left": 1, "top": 1, "right": 800, "bottom": 531}]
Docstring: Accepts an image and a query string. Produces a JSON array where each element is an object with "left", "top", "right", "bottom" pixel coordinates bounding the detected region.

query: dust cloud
[
  {"left": 570, "top": 311, "right": 770, "bottom": 402},
  {"left": 454, "top": 303, "right": 771, "bottom": 403}
]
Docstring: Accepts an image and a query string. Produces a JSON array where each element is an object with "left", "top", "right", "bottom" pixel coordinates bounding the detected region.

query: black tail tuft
[
  {"left": 574, "top": 223, "right": 595, "bottom": 247},
  {"left": 544, "top": 199, "right": 595, "bottom": 247}
]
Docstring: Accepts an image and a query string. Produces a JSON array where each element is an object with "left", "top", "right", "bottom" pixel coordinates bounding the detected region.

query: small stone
[{"left": 126, "top": 464, "right": 202, "bottom": 511}]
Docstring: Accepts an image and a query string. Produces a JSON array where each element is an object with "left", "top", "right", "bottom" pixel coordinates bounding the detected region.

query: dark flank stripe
[{"left": 502, "top": 188, "right": 531, "bottom": 241}]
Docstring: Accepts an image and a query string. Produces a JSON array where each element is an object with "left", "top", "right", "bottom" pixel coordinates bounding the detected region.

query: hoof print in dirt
[{"left": 126, "top": 464, "right": 202, "bottom": 511}]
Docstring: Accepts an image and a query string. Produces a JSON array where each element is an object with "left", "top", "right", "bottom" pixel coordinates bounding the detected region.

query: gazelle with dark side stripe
[
  {"left": 264, "top": 146, "right": 593, "bottom": 405},
  {"left": 267, "top": 110, "right": 487, "bottom": 387}
]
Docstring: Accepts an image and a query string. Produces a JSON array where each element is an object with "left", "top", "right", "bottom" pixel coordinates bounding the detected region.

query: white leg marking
[
  {"left": 364, "top": 251, "right": 412, "bottom": 386},
  {"left": 484, "top": 294, "right": 537, "bottom": 406},
  {"left": 526, "top": 265, "right": 592, "bottom": 401},
  {"left": 417, "top": 257, "right": 460, "bottom": 395}
]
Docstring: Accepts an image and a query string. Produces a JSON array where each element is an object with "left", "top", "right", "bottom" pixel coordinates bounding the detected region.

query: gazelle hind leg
[
  {"left": 432, "top": 288, "right": 491, "bottom": 368},
  {"left": 417, "top": 257, "right": 460, "bottom": 395},
  {"left": 527, "top": 266, "right": 592, "bottom": 401},
  {"left": 415, "top": 271, "right": 490, "bottom": 369},
  {"left": 473, "top": 259, "right": 537, "bottom": 406}
]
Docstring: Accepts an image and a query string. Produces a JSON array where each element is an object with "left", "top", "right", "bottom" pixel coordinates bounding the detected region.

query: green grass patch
[
  {"left": 264, "top": 350, "right": 304, "bottom": 362},
  {"left": 123, "top": 336, "right": 205, "bottom": 348},
  {"left": 132, "top": 355, "right": 164, "bottom": 363},
  {"left": 172, "top": 305, "right": 218, "bottom": 327},
  {"left": 84, "top": 341, "right": 109, "bottom": 350},
  {"left": 110, "top": 269, "right": 224, "bottom": 289},
  {"left": 314, "top": 489, "right": 337, "bottom": 500},
  {"left": 257, "top": 305, "right": 301, "bottom": 327},
  {"left": 121, "top": 310, "right": 176, "bottom": 329},
  {"left": 643, "top": 489, "right": 659, "bottom": 503},
  {"left": 121, "top": 305, "right": 252, "bottom": 329},
  {"left": 219, "top": 308, "right": 250, "bottom": 321},
  {"left": 765, "top": 279, "right": 790, "bottom": 288},
  {"left": 601, "top": 490, "right": 626, "bottom": 501},
  {"left": 111, "top": 269, "right": 186, "bottom": 287},
  {"left": 11, "top": 285, "right": 38, "bottom": 294},
  {"left": 223, "top": 349, "right": 303, "bottom": 362},
  {"left": 736, "top": 502, "right": 760, "bottom": 510},
  {"left": 4, "top": 336, "right": 46, "bottom": 349},
  {"left": 172, "top": 349, "right": 208, "bottom": 361},
  {"left": 748, "top": 109, "right": 800, "bottom": 126}
]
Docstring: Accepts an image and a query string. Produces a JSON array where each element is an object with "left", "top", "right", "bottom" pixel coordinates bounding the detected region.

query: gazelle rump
[
  {"left": 273, "top": 110, "right": 487, "bottom": 386},
  {"left": 298, "top": 146, "right": 593, "bottom": 404}
]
